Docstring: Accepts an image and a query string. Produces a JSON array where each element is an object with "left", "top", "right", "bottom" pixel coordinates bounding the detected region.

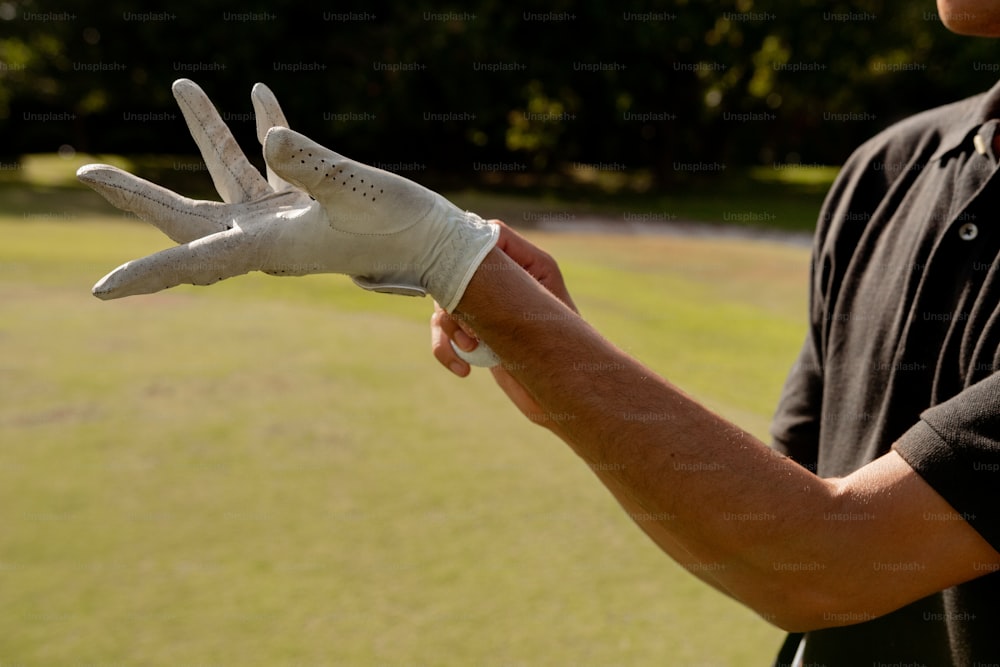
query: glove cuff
[
  {"left": 430, "top": 211, "right": 500, "bottom": 313},
  {"left": 351, "top": 210, "right": 498, "bottom": 313}
]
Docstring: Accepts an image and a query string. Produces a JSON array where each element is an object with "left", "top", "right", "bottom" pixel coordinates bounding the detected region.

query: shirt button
[
  {"left": 959, "top": 223, "right": 979, "bottom": 241},
  {"left": 974, "top": 133, "right": 989, "bottom": 155}
]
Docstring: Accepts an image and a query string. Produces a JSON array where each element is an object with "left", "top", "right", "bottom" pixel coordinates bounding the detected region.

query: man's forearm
[{"left": 455, "top": 248, "right": 842, "bottom": 627}]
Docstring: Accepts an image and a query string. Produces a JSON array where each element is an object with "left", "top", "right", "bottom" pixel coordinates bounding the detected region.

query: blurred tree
[
  {"left": 2, "top": 0, "right": 998, "bottom": 183},
  {"left": 755, "top": 0, "right": 1000, "bottom": 165}
]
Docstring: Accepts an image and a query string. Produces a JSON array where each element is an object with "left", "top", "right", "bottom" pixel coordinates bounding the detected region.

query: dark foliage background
[{"left": 2, "top": 0, "right": 999, "bottom": 183}]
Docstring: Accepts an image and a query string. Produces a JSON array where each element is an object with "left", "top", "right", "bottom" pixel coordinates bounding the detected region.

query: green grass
[{"left": 0, "top": 166, "right": 811, "bottom": 665}]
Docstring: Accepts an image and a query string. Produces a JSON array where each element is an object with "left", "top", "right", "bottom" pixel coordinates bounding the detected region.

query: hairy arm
[{"left": 441, "top": 243, "right": 1000, "bottom": 632}]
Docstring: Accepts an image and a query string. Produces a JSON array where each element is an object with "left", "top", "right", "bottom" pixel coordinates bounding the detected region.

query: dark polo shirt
[{"left": 770, "top": 80, "right": 1000, "bottom": 664}]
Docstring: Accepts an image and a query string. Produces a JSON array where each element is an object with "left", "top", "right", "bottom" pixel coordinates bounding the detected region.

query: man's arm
[
  {"left": 448, "top": 245, "right": 1000, "bottom": 632},
  {"left": 79, "top": 80, "right": 997, "bottom": 632},
  {"left": 432, "top": 223, "right": 746, "bottom": 600}
]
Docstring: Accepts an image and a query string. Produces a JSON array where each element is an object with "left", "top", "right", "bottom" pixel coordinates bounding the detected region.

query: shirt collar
[{"left": 930, "top": 78, "right": 1000, "bottom": 162}]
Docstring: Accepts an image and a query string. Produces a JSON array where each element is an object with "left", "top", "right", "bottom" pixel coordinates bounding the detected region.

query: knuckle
[
  {"left": 431, "top": 309, "right": 453, "bottom": 332},
  {"left": 431, "top": 347, "right": 449, "bottom": 365},
  {"left": 430, "top": 337, "right": 451, "bottom": 364}
]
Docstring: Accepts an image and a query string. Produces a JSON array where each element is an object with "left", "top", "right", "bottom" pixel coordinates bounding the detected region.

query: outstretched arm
[
  {"left": 442, "top": 243, "right": 1000, "bottom": 631},
  {"left": 80, "top": 80, "right": 999, "bottom": 632}
]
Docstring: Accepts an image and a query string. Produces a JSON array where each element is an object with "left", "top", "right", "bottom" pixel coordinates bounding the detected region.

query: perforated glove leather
[{"left": 78, "top": 79, "right": 499, "bottom": 314}]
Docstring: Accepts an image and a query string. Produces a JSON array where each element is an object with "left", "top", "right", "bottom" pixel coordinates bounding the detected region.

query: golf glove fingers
[{"left": 78, "top": 79, "right": 499, "bottom": 316}]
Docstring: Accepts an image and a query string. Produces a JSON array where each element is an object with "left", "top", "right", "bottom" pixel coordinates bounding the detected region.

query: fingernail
[
  {"left": 455, "top": 330, "right": 476, "bottom": 351},
  {"left": 449, "top": 361, "right": 466, "bottom": 375}
]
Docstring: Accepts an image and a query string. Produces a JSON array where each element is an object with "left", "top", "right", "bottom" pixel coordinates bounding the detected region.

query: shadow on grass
[
  {"left": 441, "top": 162, "right": 835, "bottom": 234},
  {"left": 2, "top": 153, "right": 835, "bottom": 234}
]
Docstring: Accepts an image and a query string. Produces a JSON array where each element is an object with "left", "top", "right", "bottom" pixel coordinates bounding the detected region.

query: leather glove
[{"left": 77, "top": 78, "right": 499, "bottom": 315}]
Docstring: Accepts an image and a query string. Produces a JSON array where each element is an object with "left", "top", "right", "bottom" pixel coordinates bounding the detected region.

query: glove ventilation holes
[{"left": 293, "top": 147, "right": 386, "bottom": 203}]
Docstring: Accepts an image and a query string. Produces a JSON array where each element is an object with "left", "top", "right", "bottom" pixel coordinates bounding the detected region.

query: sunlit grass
[
  {"left": 0, "top": 174, "right": 809, "bottom": 665},
  {"left": 14, "top": 153, "right": 137, "bottom": 188},
  {"left": 749, "top": 163, "right": 842, "bottom": 188}
]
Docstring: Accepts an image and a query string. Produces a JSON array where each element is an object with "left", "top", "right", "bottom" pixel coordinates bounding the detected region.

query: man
[{"left": 80, "top": 2, "right": 999, "bottom": 662}]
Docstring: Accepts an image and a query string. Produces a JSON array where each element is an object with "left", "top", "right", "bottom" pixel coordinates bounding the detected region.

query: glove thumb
[{"left": 262, "top": 127, "right": 436, "bottom": 235}]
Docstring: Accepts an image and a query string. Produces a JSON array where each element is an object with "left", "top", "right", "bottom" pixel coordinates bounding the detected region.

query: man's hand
[
  {"left": 78, "top": 79, "right": 498, "bottom": 313},
  {"left": 431, "top": 221, "right": 577, "bottom": 427},
  {"left": 431, "top": 221, "right": 576, "bottom": 373}
]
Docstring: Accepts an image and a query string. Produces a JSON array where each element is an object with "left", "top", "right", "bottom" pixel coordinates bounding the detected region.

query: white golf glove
[{"left": 77, "top": 79, "right": 499, "bottom": 316}]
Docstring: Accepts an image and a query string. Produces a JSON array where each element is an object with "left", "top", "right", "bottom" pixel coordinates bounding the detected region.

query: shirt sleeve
[{"left": 892, "top": 372, "right": 1000, "bottom": 552}]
